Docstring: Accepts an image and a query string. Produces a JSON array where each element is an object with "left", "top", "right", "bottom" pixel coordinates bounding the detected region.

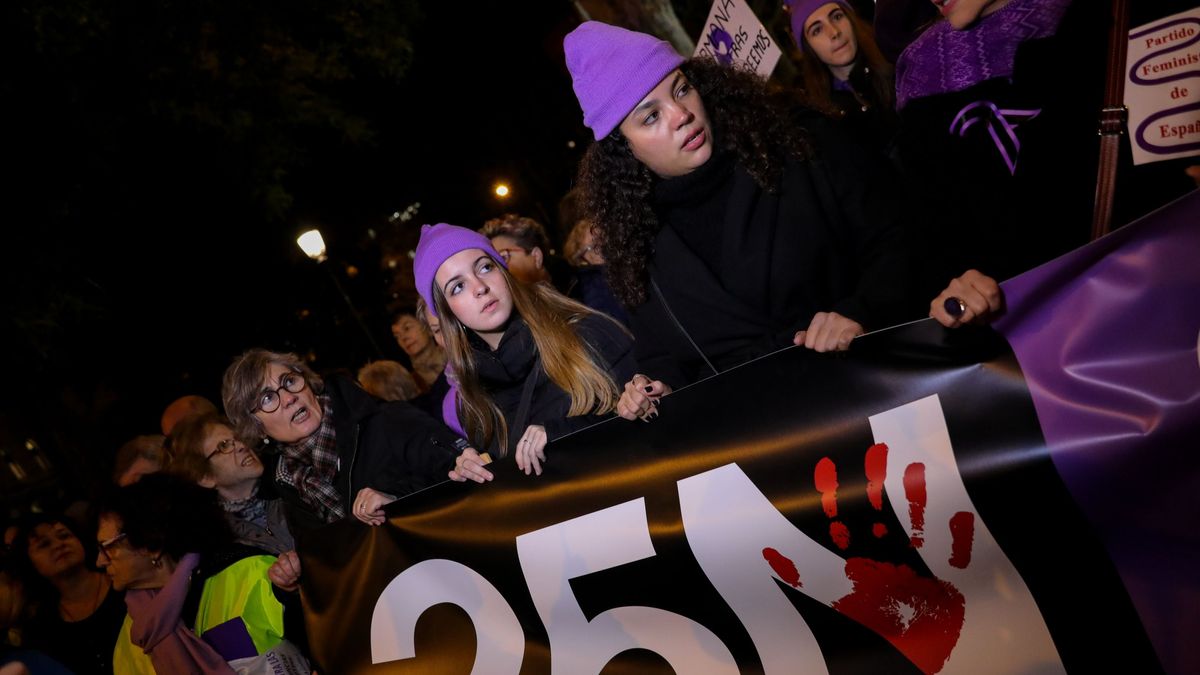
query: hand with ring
[
  {"left": 352, "top": 487, "right": 396, "bottom": 526},
  {"left": 515, "top": 424, "right": 548, "bottom": 476},
  {"left": 617, "top": 373, "right": 671, "bottom": 421},
  {"left": 930, "top": 269, "right": 1004, "bottom": 328}
]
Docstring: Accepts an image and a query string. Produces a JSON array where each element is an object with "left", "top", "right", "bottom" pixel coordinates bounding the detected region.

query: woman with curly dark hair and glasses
[{"left": 565, "top": 21, "right": 914, "bottom": 419}]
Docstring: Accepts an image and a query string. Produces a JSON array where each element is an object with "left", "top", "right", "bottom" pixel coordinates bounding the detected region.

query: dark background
[
  {"left": 1, "top": 0, "right": 581, "bottom": 503},
  {"left": 2, "top": 0, "right": 1196, "bottom": 512},
  {"left": 0, "top": 0, "right": 750, "bottom": 509}
]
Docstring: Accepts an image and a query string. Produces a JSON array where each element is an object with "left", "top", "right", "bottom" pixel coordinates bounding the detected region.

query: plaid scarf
[{"left": 274, "top": 394, "right": 345, "bottom": 522}]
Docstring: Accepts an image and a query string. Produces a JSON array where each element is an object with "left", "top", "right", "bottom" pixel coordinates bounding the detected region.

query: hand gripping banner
[{"left": 298, "top": 308, "right": 1165, "bottom": 673}]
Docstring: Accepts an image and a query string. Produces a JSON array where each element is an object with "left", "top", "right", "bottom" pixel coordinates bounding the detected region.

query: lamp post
[{"left": 297, "top": 228, "right": 384, "bottom": 359}]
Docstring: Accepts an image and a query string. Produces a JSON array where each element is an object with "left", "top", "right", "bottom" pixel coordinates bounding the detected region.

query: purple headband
[
  {"left": 412, "top": 223, "right": 507, "bottom": 317},
  {"left": 564, "top": 21, "right": 686, "bottom": 140}
]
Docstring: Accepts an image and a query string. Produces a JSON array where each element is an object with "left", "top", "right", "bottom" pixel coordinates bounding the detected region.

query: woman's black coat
[
  {"left": 629, "top": 142, "right": 914, "bottom": 388},
  {"left": 265, "top": 374, "right": 459, "bottom": 537}
]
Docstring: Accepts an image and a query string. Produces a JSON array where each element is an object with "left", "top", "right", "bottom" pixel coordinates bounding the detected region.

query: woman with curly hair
[
  {"left": 565, "top": 21, "right": 913, "bottom": 416},
  {"left": 412, "top": 223, "right": 635, "bottom": 482},
  {"left": 788, "top": 0, "right": 898, "bottom": 154}
]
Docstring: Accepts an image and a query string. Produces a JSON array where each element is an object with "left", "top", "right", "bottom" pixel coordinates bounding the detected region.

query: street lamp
[
  {"left": 494, "top": 182, "right": 510, "bottom": 198},
  {"left": 297, "top": 229, "right": 328, "bottom": 262},
  {"left": 296, "top": 228, "right": 383, "bottom": 358}
]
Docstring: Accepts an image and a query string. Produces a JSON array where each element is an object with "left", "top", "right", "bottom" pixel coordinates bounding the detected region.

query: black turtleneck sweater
[
  {"left": 631, "top": 143, "right": 913, "bottom": 388},
  {"left": 470, "top": 314, "right": 635, "bottom": 456}
]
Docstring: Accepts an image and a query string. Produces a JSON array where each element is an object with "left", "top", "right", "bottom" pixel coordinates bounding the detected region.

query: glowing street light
[
  {"left": 295, "top": 227, "right": 382, "bottom": 357},
  {"left": 494, "top": 183, "right": 510, "bottom": 198},
  {"left": 297, "top": 229, "right": 327, "bottom": 262}
]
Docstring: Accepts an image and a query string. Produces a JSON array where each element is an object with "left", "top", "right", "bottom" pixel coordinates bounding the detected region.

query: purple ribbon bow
[{"left": 949, "top": 101, "right": 1041, "bottom": 175}]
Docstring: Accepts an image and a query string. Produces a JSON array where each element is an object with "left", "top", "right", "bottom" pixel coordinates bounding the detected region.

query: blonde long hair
[{"left": 432, "top": 259, "right": 625, "bottom": 456}]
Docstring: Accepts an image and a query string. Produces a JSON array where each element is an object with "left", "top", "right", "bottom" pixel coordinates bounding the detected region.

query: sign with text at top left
[
  {"left": 1126, "top": 6, "right": 1200, "bottom": 164},
  {"left": 694, "top": 0, "right": 782, "bottom": 78}
]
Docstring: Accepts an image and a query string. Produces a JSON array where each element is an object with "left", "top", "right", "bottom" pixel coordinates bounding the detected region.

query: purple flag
[{"left": 995, "top": 190, "right": 1200, "bottom": 675}]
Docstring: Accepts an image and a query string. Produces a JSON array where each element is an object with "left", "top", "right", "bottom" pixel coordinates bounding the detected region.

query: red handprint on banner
[{"left": 763, "top": 442, "right": 976, "bottom": 674}]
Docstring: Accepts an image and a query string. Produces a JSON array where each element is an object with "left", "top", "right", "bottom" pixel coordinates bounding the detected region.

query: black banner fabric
[{"left": 299, "top": 321, "right": 1158, "bottom": 674}]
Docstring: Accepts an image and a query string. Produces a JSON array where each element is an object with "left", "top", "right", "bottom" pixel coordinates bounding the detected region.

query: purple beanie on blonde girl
[
  {"left": 413, "top": 223, "right": 506, "bottom": 317},
  {"left": 564, "top": 21, "right": 685, "bottom": 140}
]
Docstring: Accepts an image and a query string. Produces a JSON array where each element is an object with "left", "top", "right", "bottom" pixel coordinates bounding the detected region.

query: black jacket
[
  {"left": 266, "top": 375, "right": 458, "bottom": 536},
  {"left": 828, "top": 64, "right": 899, "bottom": 160},
  {"left": 630, "top": 146, "right": 914, "bottom": 388},
  {"left": 471, "top": 314, "right": 636, "bottom": 456},
  {"left": 894, "top": 1, "right": 1195, "bottom": 297}
]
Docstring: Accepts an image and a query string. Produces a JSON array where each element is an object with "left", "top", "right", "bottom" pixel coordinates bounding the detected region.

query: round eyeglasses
[{"left": 252, "top": 372, "right": 306, "bottom": 414}]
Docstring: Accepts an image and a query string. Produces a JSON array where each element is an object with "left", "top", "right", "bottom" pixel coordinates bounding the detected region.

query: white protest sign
[
  {"left": 1126, "top": 7, "right": 1200, "bottom": 165},
  {"left": 693, "top": 0, "right": 782, "bottom": 79}
]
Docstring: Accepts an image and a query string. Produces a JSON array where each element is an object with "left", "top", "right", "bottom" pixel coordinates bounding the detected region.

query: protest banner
[
  {"left": 299, "top": 320, "right": 1163, "bottom": 673},
  {"left": 297, "top": 191, "right": 1200, "bottom": 674},
  {"left": 996, "top": 188, "right": 1200, "bottom": 675}
]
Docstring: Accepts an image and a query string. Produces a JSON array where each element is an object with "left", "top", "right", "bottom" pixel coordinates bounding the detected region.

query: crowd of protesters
[{"left": 4, "top": 1, "right": 1197, "bottom": 672}]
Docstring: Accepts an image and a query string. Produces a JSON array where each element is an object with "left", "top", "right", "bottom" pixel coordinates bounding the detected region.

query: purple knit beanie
[
  {"left": 787, "top": 0, "right": 850, "bottom": 47},
  {"left": 413, "top": 223, "right": 506, "bottom": 317},
  {"left": 564, "top": 21, "right": 685, "bottom": 140}
]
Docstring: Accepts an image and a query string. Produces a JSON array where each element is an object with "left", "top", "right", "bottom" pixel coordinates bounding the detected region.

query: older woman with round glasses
[{"left": 222, "top": 349, "right": 461, "bottom": 533}]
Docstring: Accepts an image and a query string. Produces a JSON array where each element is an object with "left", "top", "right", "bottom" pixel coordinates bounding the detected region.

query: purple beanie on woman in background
[
  {"left": 786, "top": 0, "right": 851, "bottom": 46},
  {"left": 412, "top": 223, "right": 507, "bottom": 317},
  {"left": 563, "top": 21, "right": 685, "bottom": 140}
]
